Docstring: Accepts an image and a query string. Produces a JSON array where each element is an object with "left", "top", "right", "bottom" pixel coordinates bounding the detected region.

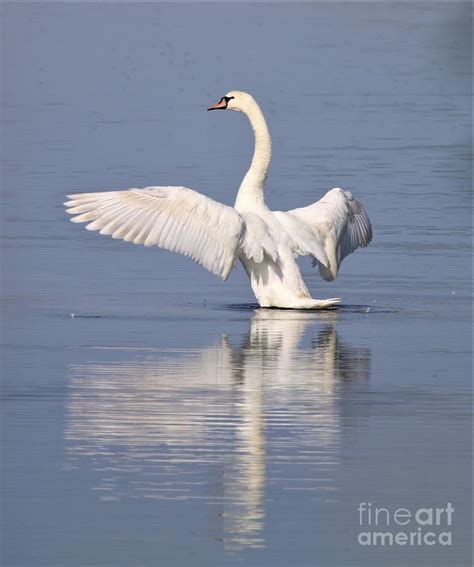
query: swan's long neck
[{"left": 235, "top": 102, "right": 272, "bottom": 210}]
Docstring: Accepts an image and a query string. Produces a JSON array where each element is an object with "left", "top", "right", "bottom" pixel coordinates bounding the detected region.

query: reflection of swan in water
[{"left": 65, "top": 310, "right": 370, "bottom": 549}]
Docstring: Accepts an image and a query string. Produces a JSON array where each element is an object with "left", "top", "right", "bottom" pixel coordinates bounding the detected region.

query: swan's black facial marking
[{"left": 218, "top": 95, "right": 235, "bottom": 109}]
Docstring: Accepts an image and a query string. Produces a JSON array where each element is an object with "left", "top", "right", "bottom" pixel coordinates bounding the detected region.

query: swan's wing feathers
[
  {"left": 239, "top": 212, "right": 280, "bottom": 264},
  {"left": 337, "top": 193, "right": 372, "bottom": 260},
  {"left": 288, "top": 188, "right": 372, "bottom": 280},
  {"left": 272, "top": 211, "right": 328, "bottom": 267},
  {"left": 65, "top": 186, "right": 244, "bottom": 280}
]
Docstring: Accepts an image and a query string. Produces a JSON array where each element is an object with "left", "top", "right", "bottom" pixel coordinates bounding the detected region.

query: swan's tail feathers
[
  {"left": 291, "top": 297, "right": 341, "bottom": 310},
  {"left": 311, "top": 298, "right": 341, "bottom": 309},
  {"left": 289, "top": 187, "right": 372, "bottom": 281}
]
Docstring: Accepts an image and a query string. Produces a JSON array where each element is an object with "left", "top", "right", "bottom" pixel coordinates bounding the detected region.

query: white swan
[{"left": 65, "top": 90, "right": 372, "bottom": 309}]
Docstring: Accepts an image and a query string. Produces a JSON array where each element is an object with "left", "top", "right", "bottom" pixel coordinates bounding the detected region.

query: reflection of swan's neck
[{"left": 235, "top": 102, "right": 272, "bottom": 210}]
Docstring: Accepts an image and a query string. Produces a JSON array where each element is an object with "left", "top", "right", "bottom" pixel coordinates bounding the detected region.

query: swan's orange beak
[{"left": 207, "top": 98, "right": 227, "bottom": 111}]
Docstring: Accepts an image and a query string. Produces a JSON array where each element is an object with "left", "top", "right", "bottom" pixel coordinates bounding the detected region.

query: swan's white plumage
[
  {"left": 288, "top": 187, "right": 372, "bottom": 281},
  {"left": 272, "top": 210, "right": 328, "bottom": 266},
  {"left": 65, "top": 90, "right": 372, "bottom": 309},
  {"left": 238, "top": 211, "right": 280, "bottom": 264},
  {"left": 65, "top": 186, "right": 244, "bottom": 280}
]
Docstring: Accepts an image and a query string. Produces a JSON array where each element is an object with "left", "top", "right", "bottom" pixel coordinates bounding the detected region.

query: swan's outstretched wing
[
  {"left": 288, "top": 188, "right": 372, "bottom": 281},
  {"left": 65, "top": 186, "right": 244, "bottom": 280}
]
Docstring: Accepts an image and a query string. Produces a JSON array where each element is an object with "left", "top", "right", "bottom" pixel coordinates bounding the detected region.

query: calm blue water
[{"left": 1, "top": 3, "right": 472, "bottom": 566}]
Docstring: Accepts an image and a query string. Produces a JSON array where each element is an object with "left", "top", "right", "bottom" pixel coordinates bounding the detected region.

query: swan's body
[{"left": 65, "top": 91, "right": 372, "bottom": 309}]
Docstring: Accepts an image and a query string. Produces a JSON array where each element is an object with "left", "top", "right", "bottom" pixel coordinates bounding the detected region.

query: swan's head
[{"left": 207, "top": 90, "right": 255, "bottom": 113}]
